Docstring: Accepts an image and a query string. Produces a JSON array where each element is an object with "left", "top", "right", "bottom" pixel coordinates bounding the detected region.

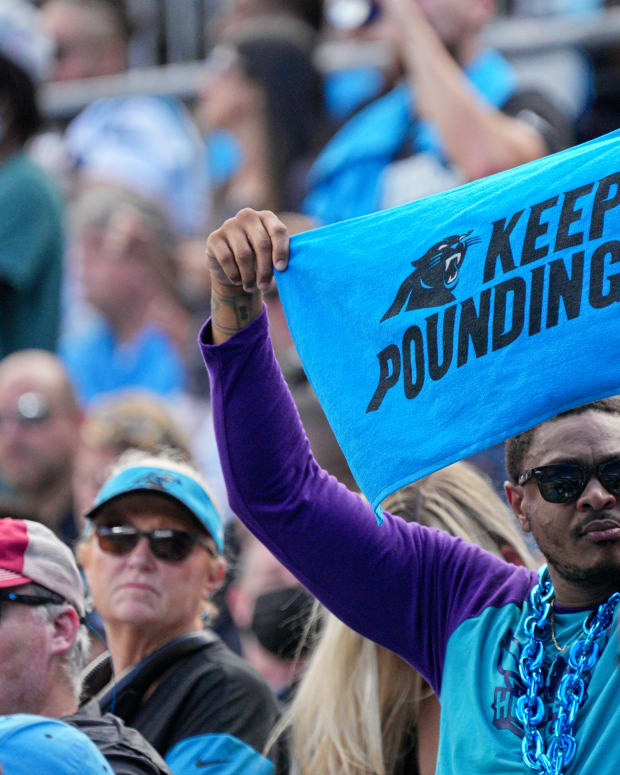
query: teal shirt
[
  {"left": 439, "top": 598, "right": 620, "bottom": 774},
  {"left": 0, "top": 152, "right": 64, "bottom": 357},
  {"left": 202, "top": 311, "right": 620, "bottom": 775}
]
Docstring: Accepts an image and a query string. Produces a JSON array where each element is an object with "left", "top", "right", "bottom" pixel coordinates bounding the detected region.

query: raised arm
[
  {"left": 206, "top": 208, "right": 289, "bottom": 344},
  {"left": 381, "top": 0, "right": 549, "bottom": 179},
  {"left": 201, "top": 209, "right": 531, "bottom": 690}
]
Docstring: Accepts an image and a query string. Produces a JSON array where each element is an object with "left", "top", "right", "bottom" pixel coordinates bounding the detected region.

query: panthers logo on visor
[{"left": 381, "top": 231, "right": 480, "bottom": 320}]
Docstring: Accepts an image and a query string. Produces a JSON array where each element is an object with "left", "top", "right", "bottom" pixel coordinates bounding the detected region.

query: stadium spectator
[
  {"left": 280, "top": 462, "right": 536, "bottom": 774},
  {"left": 197, "top": 31, "right": 326, "bottom": 228},
  {"left": 60, "top": 184, "right": 188, "bottom": 406},
  {"left": 201, "top": 207, "right": 620, "bottom": 775},
  {"left": 41, "top": 0, "right": 130, "bottom": 82},
  {"left": 303, "top": 0, "right": 573, "bottom": 224},
  {"left": 0, "top": 0, "right": 64, "bottom": 358},
  {"left": 0, "top": 350, "right": 81, "bottom": 544},
  {"left": 40, "top": 0, "right": 209, "bottom": 238},
  {"left": 227, "top": 534, "right": 315, "bottom": 702},
  {"left": 72, "top": 391, "right": 193, "bottom": 528},
  {"left": 0, "top": 517, "right": 172, "bottom": 775},
  {"left": 79, "top": 450, "right": 287, "bottom": 774}
]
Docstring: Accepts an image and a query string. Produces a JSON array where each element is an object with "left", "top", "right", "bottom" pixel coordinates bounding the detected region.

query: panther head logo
[
  {"left": 134, "top": 472, "right": 182, "bottom": 492},
  {"left": 380, "top": 231, "right": 480, "bottom": 321}
]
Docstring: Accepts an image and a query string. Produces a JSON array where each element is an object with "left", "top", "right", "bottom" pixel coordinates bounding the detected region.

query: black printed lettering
[
  {"left": 554, "top": 184, "right": 593, "bottom": 253},
  {"left": 366, "top": 344, "right": 401, "bottom": 413},
  {"left": 589, "top": 173, "right": 620, "bottom": 241},
  {"left": 426, "top": 306, "right": 456, "bottom": 381},
  {"left": 520, "top": 196, "right": 558, "bottom": 266},
  {"left": 546, "top": 252, "right": 584, "bottom": 329},
  {"left": 528, "top": 265, "right": 546, "bottom": 336},
  {"left": 483, "top": 211, "right": 523, "bottom": 283},
  {"left": 457, "top": 289, "right": 491, "bottom": 367},
  {"left": 492, "top": 277, "right": 526, "bottom": 351},
  {"left": 402, "top": 325, "right": 425, "bottom": 399},
  {"left": 589, "top": 241, "right": 620, "bottom": 309}
]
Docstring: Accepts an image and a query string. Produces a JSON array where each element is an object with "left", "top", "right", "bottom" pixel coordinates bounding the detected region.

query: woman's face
[
  {"left": 81, "top": 495, "right": 222, "bottom": 641},
  {"left": 197, "top": 46, "right": 264, "bottom": 131}
]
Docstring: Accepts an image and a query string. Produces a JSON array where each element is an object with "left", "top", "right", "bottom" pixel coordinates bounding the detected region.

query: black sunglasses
[
  {"left": 95, "top": 524, "right": 216, "bottom": 563},
  {"left": 518, "top": 459, "right": 620, "bottom": 503},
  {"left": 0, "top": 589, "right": 66, "bottom": 619}
]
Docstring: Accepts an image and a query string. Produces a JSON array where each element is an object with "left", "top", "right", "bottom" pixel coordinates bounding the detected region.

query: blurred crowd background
[{"left": 0, "top": 2, "right": 619, "bottom": 769}]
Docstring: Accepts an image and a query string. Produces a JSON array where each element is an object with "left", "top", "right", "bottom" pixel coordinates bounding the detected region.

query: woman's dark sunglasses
[
  {"left": 95, "top": 524, "right": 216, "bottom": 563},
  {"left": 518, "top": 459, "right": 620, "bottom": 503}
]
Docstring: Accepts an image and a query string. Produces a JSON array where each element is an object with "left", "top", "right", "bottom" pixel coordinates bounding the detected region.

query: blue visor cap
[
  {"left": 0, "top": 714, "right": 112, "bottom": 775},
  {"left": 86, "top": 466, "right": 224, "bottom": 554}
]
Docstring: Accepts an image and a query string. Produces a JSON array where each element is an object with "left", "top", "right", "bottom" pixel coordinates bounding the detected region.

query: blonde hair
[
  {"left": 79, "top": 390, "right": 192, "bottom": 460},
  {"left": 105, "top": 447, "right": 214, "bottom": 498},
  {"left": 281, "top": 461, "right": 536, "bottom": 774}
]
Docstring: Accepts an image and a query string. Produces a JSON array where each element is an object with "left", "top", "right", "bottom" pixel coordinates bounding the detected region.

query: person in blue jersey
[
  {"left": 199, "top": 207, "right": 620, "bottom": 775},
  {"left": 303, "top": 0, "right": 573, "bottom": 225},
  {"left": 60, "top": 184, "right": 189, "bottom": 407},
  {"left": 79, "top": 449, "right": 287, "bottom": 775}
]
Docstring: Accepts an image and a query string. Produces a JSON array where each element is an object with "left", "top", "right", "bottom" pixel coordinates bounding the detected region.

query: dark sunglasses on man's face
[
  {"left": 95, "top": 524, "right": 216, "bottom": 563},
  {"left": 0, "top": 589, "right": 66, "bottom": 620},
  {"left": 518, "top": 459, "right": 620, "bottom": 503}
]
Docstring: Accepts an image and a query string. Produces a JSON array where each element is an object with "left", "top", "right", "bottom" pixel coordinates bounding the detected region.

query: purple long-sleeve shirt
[
  {"left": 201, "top": 309, "right": 620, "bottom": 774},
  {"left": 200, "top": 308, "right": 535, "bottom": 692}
]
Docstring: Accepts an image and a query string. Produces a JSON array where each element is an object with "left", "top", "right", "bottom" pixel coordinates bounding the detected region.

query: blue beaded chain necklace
[{"left": 515, "top": 566, "right": 620, "bottom": 774}]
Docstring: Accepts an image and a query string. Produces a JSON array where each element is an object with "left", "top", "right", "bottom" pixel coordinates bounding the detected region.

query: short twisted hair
[{"left": 504, "top": 396, "right": 620, "bottom": 483}]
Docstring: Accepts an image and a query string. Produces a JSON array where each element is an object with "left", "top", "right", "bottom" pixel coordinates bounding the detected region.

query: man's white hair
[{"left": 33, "top": 604, "right": 91, "bottom": 699}]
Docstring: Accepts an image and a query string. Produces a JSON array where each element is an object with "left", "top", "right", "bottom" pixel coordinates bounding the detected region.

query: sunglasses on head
[
  {"left": 94, "top": 524, "right": 217, "bottom": 563},
  {"left": 518, "top": 459, "right": 620, "bottom": 503}
]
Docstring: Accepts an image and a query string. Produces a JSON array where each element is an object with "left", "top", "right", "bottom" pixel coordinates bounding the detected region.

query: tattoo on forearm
[{"left": 212, "top": 288, "right": 258, "bottom": 335}]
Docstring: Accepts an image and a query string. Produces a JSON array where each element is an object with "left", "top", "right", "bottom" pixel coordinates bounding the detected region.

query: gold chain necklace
[{"left": 550, "top": 609, "right": 575, "bottom": 653}]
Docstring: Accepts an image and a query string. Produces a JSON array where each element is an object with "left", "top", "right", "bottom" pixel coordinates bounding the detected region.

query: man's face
[
  {"left": 508, "top": 411, "right": 620, "bottom": 605},
  {"left": 0, "top": 373, "right": 78, "bottom": 493},
  {"left": 0, "top": 586, "right": 53, "bottom": 715}
]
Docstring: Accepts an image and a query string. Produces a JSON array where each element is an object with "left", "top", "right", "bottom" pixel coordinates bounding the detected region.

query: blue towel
[{"left": 278, "top": 130, "right": 620, "bottom": 520}]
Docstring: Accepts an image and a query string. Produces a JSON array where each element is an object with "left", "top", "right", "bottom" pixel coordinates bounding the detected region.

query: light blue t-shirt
[{"left": 61, "top": 320, "right": 186, "bottom": 405}]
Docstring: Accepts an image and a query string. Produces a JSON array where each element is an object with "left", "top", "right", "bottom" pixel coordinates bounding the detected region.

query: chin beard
[
  {"left": 525, "top": 510, "right": 620, "bottom": 594},
  {"left": 543, "top": 553, "right": 620, "bottom": 592}
]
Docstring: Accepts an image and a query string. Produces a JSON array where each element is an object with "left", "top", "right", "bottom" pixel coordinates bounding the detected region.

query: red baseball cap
[{"left": 0, "top": 519, "right": 85, "bottom": 617}]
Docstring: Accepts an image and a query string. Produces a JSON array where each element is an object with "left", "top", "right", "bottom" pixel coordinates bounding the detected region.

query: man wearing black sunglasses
[
  {"left": 201, "top": 208, "right": 620, "bottom": 775},
  {"left": 504, "top": 399, "right": 620, "bottom": 605},
  {"left": 0, "top": 517, "right": 172, "bottom": 775},
  {"left": 79, "top": 450, "right": 287, "bottom": 775}
]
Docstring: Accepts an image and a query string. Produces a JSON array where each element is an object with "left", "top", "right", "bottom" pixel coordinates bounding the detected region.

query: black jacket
[{"left": 64, "top": 699, "right": 172, "bottom": 775}]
